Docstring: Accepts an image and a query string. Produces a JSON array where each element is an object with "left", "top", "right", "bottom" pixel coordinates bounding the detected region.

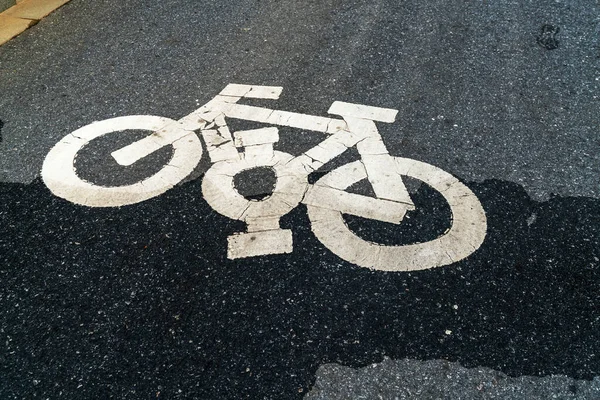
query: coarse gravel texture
[
  {"left": 1, "top": 176, "right": 598, "bottom": 398},
  {"left": 0, "top": 0, "right": 598, "bottom": 201},
  {"left": 305, "top": 358, "right": 600, "bottom": 400}
]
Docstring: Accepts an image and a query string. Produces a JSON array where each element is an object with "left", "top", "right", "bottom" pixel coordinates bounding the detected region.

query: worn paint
[{"left": 41, "top": 84, "right": 487, "bottom": 270}]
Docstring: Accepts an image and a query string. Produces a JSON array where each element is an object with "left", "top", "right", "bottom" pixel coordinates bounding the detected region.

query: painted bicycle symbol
[{"left": 42, "top": 84, "right": 487, "bottom": 271}]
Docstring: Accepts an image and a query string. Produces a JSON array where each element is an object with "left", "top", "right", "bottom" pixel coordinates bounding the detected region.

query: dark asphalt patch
[
  {"left": 233, "top": 166, "right": 278, "bottom": 201},
  {"left": 537, "top": 24, "right": 560, "bottom": 50},
  {"left": 73, "top": 130, "right": 174, "bottom": 187},
  {"left": 0, "top": 177, "right": 598, "bottom": 399}
]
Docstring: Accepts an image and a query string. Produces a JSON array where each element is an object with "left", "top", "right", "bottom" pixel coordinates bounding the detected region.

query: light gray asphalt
[
  {"left": 306, "top": 358, "right": 600, "bottom": 400},
  {"left": 0, "top": 0, "right": 598, "bottom": 201},
  {"left": 0, "top": 0, "right": 14, "bottom": 13}
]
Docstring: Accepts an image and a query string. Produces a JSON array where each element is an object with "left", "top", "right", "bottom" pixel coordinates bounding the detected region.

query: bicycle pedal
[{"left": 227, "top": 229, "right": 293, "bottom": 259}]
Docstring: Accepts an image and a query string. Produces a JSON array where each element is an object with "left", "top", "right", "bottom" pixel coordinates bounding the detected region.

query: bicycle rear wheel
[{"left": 42, "top": 115, "right": 202, "bottom": 207}]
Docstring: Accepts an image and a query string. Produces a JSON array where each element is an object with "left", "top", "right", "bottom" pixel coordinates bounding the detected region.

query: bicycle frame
[
  {"left": 108, "top": 84, "right": 418, "bottom": 258},
  {"left": 113, "top": 84, "right": 415, "bottom": 207}
]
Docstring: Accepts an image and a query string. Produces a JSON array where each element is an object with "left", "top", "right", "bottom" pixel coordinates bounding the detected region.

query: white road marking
[
  {"left": 219, "top": 84, "right": 283, "bottom": 99},
  {"left": 42, "top": 116, "right": 202, "bottom": 207},
  {"left": 218, "top": 84, "right": 256, "bottom": 97},
  {"left": 244, "top": 143, "right": 274, "bottom": 160},
  {"left": 227, "top": 229, "right": 293, "bottom": 259},
  {"left": 328, "top": 101, "right": 398, "bottom": 123},
  {"left": 206, "top": 146, "right": 240, "bottom": 163},
  {"left": 349, "top": 117, "right": 414, "bottom": 206},
  {"left": 202, "top": 129, "right": 229, "bottom": 148},
  {"left": 111, "top": 119, "right": 202, "bottom": 166},
  {"left": 246, "top": 216, "right": 281, "bottom": 232},
  {"left": 234, "top": 127, "right": 279, "bottom": 147},
  {"left": 359, "top": 152, "right": 414, "bottom": 206},
  {"left": 285, "top": 127, "right": 370, "bottom": 174},
  {"left": 306, "top": 159, "right": 487, "bottom": 271},
  {"left": 42, "top": 84, "right": 487, "bottom": 271},
  {"left": 107, "top": 84, "right": 282, "bottom": 167},
  {"left": 266, "top": 110, "right": 336, "bottom": 133},
  {"left": 202, "top": 151, "right": 308, "bottom": 257},
  {"left": 303, "top": 184, "right": 409, "bottom": 224},
  {"left": 243, "top": 86, "right": 283, "bottom": 99}
]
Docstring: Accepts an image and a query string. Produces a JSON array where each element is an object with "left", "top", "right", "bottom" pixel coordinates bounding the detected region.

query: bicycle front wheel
[
  {"left": 306, "top": 158, "right": 487, "bottom": 271},
  {"left": 42, "top": 115, "right": 203, "bottom": 207}
]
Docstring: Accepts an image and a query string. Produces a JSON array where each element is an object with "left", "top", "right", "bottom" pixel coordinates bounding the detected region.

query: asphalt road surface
[{"left": 0, "top": 0, "right": 599, "bottom": 399}]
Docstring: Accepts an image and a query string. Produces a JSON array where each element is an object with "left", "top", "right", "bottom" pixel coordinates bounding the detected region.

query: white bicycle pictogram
[{"left": 42, "top": 84, "right": 487, "bottom": 271}]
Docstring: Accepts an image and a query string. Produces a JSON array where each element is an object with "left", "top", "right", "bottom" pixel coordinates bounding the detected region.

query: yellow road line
[{"left": 0, "top": 0, "right": 70, "bottom": 46}]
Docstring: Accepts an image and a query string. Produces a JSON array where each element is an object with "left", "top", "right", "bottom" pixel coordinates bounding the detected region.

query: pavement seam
[{"left": 0, "top": 0, "right": 70, "bottom": 46}]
